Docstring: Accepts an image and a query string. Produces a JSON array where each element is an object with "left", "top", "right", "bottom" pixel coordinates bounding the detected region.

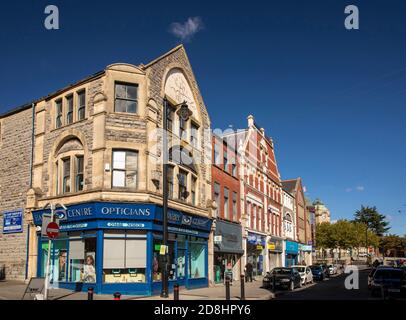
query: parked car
[
  {"left": 264, "top": 267, "right": 302, "bottom": 291},
  {"left": 327, "top": 264, "right": 337, "bottom": 275},
  {"left": 292, "top": 265, "right": 313, "bottom": 285},
  {"left": 370, "top": 267, "right": 406, "bottom": 298},
  {"left": 310, "top": 265, "right": 325, "bottom": 281},
  {"left": 319, "top": 264, "right": 330, "bottom": 278}
]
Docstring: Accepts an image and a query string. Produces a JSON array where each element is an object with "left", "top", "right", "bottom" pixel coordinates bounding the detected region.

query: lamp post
[{"left": 160, "top": 97, "right": 191, "bottom": 298}]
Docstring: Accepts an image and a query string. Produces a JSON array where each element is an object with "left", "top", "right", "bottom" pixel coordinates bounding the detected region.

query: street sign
[
  {"left": 2, "top": 209, "right": 23, "bottom": 234},
  {"left": 46, "top": 222, "right": 59, "bottom": 239}
]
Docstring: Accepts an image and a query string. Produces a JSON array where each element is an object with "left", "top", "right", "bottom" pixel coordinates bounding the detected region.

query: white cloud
[
  {"left": 356, "top": 186, "right": 365, "bottom": 192},
  {"left": 169, "top": 17, "right": 204, "bottom": 42}
]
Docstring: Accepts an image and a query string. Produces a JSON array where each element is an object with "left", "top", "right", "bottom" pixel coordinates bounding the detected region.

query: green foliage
[
  {"left": 380, "top": 235, "right": 406, "bottom": 256},
  {"left": 316, "top": 220, "right": 380, "bottom": 250},
  {"left": 354, "top": 205, "right": 390, "bottom": 236}
]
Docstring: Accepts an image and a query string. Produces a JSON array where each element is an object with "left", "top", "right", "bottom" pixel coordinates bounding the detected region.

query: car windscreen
[
  {"left": 310, "top": 266, "right": 321, "bottom": 270},
  {"left": 294, "top": 267, "right": 305, "bottom": 272},
  {"left": 273, "top": 268, "right": 292, "bottom": 274},
  {"left": 374, "top": 269, "right": 405, "bottom": 280}
]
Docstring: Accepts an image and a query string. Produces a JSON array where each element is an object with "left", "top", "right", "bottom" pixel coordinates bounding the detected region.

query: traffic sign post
[{"left": 42, "top": 203, "right": 66, "bottom": 300}]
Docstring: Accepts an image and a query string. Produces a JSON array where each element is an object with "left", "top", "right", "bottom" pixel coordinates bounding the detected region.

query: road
[{"left": 274, "top": 269, "right": 372, "bottom": 300}]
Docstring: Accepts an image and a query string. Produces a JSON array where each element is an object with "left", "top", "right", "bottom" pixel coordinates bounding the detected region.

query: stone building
[
  {"left": 0, "top": 105, "right": 33, "bottom": 280},
  {"left": 0, "top": 45, "right": 214, "bottom": 295},
  {"left": 313, "top": 198, "right": 331, "bottom": 224}
]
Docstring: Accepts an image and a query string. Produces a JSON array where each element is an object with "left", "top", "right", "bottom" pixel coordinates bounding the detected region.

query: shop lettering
[
  {"left": 67, "top": 207, "right": 93, "bottom": 218},
  {"left": 154, "top": 304, "right": 188, "bottom": 318},
  {"left": 101, "top": 206, "right": 151, "bottom": 216}
]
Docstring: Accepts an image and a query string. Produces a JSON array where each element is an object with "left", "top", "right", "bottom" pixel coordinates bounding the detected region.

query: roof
[
  {"left": 282, "top": 179, "right": 298, "bottom": 194},
  {"left": 1, "top": 45, "right": 185, "bottom": 119}
]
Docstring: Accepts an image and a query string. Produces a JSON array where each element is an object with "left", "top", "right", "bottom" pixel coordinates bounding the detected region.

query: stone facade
[
  {"left": 0, "top": 107, "right": 33, "bottom": 280},
  {"left": 0, "top": 45, "right": 213, "bottom": 281}
]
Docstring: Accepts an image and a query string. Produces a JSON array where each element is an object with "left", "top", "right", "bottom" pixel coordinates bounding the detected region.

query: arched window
[{"left": 54, "top": 137, "right": 85, "bottom": 195}]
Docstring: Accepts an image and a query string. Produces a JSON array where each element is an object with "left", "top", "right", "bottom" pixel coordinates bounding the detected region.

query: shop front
[
  {"left": 285, "top": 240, "right": 299, "bottom": 267},
  {"left": 32, "top": 201, "right": 212, "bottom": 296},
  {"left": 213, "top": 220, "right": 244, "bottom": 283},
  {"left": 267, "top": 237, "right": 284, "bottom": 270},
  {"left": 246, "top": 232, "right": 266, "bottom": 277},
  {"left": 299, "top": 244, "right": 313, "bottom": 266}
]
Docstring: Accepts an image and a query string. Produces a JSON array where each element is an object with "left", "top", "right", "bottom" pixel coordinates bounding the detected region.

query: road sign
[{"left": 46, "top": 222, "right": 59, "bottom": 239}]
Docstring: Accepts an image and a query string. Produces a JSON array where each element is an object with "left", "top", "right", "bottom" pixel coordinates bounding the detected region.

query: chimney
[{"left": 247, "top": 115, "right": 254, "bottom": 128}]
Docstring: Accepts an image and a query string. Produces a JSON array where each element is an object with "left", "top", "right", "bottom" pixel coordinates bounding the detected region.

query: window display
[
  {"left": 103, "top": 231, "right": 147, "bottom": 283},
  {"left": 189, "top": 242, "right": 206, "bottom": 279},
  {"left": 68, "top": 236, "right": 96, "bottom": 283}
]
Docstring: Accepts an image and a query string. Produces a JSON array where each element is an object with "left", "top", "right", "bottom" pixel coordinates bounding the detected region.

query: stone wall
[{"left": 0, "top": 107, "right": 32, "bottom": 280}]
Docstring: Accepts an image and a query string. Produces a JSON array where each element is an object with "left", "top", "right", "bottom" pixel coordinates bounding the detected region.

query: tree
[
  {"left": 380, "top": 235, "right": 406, "bottom": 257},
  {"left": 354, "top": 205, "right": 390, "bottom": 236}
]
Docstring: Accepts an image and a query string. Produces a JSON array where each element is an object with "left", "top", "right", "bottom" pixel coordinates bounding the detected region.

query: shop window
[
  {"left": 103, "top": 232, "right": 146, "bottom": 283},
  {"left": 66, "top": 95, "right": 73, "bottom": 125},
  {"left": 189, "top": 242, "right": 206, "bottom": 279},
  {"left": 55, "top": 99, "right": 63, "bottom": 128},
  {"left": 77, "top": 90, "right": 86, "bottom": 120},
  {"left": 115, "top": 82, "right": 138, "bottom": 113},
  {"left": 75, "top": 155, "right": 84, "bottom": 191},
  {"left": 112, "top": 150, "right": 138, "bottom": 188},
  {"left": 68, "top": 237, "right": 96, "bottom": 283}
]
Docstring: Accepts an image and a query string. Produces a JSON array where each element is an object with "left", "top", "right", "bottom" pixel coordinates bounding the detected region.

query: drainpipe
[{"left": 25, "top": 102, "right": 35, "bottom": 280}]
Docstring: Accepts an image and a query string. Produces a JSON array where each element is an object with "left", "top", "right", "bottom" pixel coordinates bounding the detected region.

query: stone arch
[{"left": 160, "top": 64, "right": 203, "bottom": 124}]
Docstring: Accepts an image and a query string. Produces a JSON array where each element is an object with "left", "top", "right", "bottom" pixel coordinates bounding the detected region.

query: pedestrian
[{"left": 245, "top": 262, "right": 253, "bottom": 282}]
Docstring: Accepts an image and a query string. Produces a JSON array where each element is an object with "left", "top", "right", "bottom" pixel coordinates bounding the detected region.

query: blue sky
[{"left": 1, "top": 0, "right": 405, "bottom": 235}]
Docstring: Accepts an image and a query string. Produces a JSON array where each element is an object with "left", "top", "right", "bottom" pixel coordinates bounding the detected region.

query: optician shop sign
[
  {"left": 32, "top": 202, "right": 212, "bottom": 232},
  {"left": 2, "top": 209, "right": 23, "bottom": 234}
]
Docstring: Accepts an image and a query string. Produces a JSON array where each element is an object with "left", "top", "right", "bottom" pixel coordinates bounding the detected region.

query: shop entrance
[{"left": 214, "top": 253, "right": 239, "bottom": 283}]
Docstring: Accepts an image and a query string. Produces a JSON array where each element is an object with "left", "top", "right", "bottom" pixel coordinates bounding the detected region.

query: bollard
[
  {"left": 113, "top": 292, "right": 121, "bottom": 300},
  {"left": 225, "top": 276, "right": 231, "bottom": 300},
  {"left": 87, "top": 287, "right": 94, "bottom": 300},
  {"left": 240, "top": 274, "right": 245, "bottom": 300},
  {"left": 173, "top": 284, "right": 180, "bottom": 300}
]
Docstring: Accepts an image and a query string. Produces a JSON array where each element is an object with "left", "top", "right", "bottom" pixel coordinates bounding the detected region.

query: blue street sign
[{"left": 3, "top": 209, "right": 23, "bottom": 234}]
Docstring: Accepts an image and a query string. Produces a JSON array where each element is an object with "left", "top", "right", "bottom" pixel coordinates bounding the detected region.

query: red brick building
[
  {"left": 225, "top": 115, "right": 284, "bottom": 276},
  {"left": 211, "top": 134, "right": 243, "bottom": 282}
]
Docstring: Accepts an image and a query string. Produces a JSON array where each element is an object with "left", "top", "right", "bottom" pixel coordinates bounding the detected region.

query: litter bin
[{"left": 0, "top": 264, "right": 5, "bottom": 281}]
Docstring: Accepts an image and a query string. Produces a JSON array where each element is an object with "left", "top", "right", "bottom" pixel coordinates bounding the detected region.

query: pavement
[{"left": 0, "top": 278, "right": 273, "bottom": 300}]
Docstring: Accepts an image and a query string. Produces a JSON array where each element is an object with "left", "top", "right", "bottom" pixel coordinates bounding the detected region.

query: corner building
[{"left": 1, "top": 45, "right": 213, "bottom": 295}]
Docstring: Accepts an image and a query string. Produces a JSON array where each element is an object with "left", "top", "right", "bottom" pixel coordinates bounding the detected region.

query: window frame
[
  {"left": 66, "top": 95, "right": 74, "bottom": 125},
  {"left": 62, "top": 157, "right": 71, "bottom": 194},
  {"left": 55, "top": 99, "right": 63, "bottom": 128},
  {"left": 112, "top": 149, "right": 139, "bottom": 188},
  {"left": 77, "top": 89, "right": 86, "bottom": 121},
  {"left": 75, "top": 155, "right": 84, "bottom": 192},
  {"left": 114, "top": 82, "right": 138, "bottom": 114}
]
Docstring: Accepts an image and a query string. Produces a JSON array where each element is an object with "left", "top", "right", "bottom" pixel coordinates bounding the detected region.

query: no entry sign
[{"left": 46, "top": 222, "right": 59, "bottom": 239}]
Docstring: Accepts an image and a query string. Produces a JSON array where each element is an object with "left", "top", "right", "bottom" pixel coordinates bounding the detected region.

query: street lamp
[{"left": 160, "top": 97, "right": 192, "bottom": 298}]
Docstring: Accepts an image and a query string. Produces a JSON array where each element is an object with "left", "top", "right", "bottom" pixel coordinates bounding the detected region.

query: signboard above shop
[
  {"left": 2, "top": 209, "right": 23, "bottom": 234},
  {"left": 32, "top": 202, "right": 212, "bottom": 233}
]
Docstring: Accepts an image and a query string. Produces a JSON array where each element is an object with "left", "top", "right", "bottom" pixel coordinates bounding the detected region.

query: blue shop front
[
  {"left": 285, "top": 241, "right": 299, "bottom": 267},
  {"left": 32, "top": 202, "right": 212, "bottom": 296}
]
